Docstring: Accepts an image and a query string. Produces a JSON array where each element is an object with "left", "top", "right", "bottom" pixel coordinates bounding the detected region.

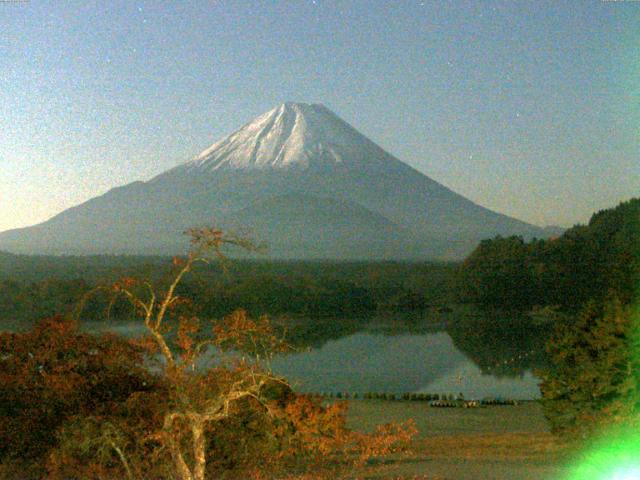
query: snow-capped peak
[{"left": 185, "top": 102, "right": 389, "bottom": 172}]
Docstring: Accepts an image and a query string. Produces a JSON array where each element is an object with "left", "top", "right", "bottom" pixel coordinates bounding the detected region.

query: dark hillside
[{"left": 457, "top": 197, "right": 640, "bottom": 310}]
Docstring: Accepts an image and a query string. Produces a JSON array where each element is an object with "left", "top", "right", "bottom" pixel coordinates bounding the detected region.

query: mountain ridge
[{"left": 0, "top": 102, "right": 553, "bottom": 259}]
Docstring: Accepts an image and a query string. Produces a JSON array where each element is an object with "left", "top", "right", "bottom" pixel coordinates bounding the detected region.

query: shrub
[{"left": 0, "top": 316, "right": 153, "bottom": 478}]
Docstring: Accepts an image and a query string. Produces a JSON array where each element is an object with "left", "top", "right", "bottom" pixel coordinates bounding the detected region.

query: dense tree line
[
  {"left": 545, "top": 199, "right": 638, "bottom": 436},
  {"left": 457, "top": 198, "right": 640, "bottom": 311},
  {"left": 0, "top": 260, "right": 456, "bottom": 324}
]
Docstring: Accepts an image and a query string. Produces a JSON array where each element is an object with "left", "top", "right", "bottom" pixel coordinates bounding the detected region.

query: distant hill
[
  {"left": 0, "top": 102, "right": 552, "bottom": 259},
  {"left": 540, "top": 225, "right": 566, "bottom": 238}
]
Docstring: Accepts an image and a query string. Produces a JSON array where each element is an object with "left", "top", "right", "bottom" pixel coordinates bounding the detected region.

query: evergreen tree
[{"left": 539, "top": 297, "right": 640, "bottom": 437}]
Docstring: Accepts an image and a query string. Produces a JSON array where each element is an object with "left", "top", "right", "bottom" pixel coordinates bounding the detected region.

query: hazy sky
[{"left": 1, "top": 0, "right": 638, "bottom": 232}]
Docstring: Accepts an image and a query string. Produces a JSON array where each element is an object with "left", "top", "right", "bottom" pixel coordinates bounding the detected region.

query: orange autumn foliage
[
  {"left": 0, "top": 317, "right": 155, "bottom": 478},
  {"left": 0, "top": 228, "right": 417, "bottom": 479}
]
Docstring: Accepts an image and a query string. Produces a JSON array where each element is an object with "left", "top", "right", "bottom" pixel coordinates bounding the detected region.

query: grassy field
[{"left": 345, "top": 400, "right": 570, "bottom": 479}]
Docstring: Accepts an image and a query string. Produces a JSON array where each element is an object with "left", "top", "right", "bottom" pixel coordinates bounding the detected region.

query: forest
[
  {"left": 0, "top": 257, "right": 456, "bottom": 324},
  {"left": 3, "top": 199, "right": 637, "bottom": 326},
  {"left": 456, "top": 198, "right": 640, "bottom": 311}
]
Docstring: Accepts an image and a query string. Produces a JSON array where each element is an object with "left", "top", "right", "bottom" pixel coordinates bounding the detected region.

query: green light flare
[
  {"left": 566, "top": 431, "right": 640, "bottom": 480},
  {"left": 566, "top": 299, "right": 640, "bottom": 480}
]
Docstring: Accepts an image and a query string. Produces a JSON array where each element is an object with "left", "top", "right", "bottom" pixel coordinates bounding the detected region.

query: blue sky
[{"left": 1, "top": 0, "right": 638, "bottom": 232}]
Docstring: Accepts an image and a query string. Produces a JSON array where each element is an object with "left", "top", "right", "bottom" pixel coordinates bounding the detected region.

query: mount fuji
[{"left": 0, "top": 102, "right": 550, "bottom": 259}]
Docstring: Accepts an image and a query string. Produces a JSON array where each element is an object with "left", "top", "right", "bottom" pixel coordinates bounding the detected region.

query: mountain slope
[
  {"left": 0, "top": 102, "right": 550, "bottom": 259},
  {"left": 219, "top": 193, "right": 433, "bottom": 259}
]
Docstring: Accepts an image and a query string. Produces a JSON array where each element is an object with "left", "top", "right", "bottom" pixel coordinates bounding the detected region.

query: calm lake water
[
  {"left": 1, "top": 311, "right": 547, "bottom": 400},
  {"left": 269, "top": 331, "right": 542, "bottom": 399}
]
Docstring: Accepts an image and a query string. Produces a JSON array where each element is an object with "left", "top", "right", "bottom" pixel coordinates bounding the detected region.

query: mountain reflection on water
[
  {"left": 270, "top": 310, "right": 549, "bottom": 400},
  {"left": 26, "top": 308, "right": 548, "bottom": 400}
]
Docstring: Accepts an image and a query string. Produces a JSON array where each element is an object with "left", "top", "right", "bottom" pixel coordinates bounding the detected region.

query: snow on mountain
[
  {"left": 0, "top": 102, "right": 551, "bottom": 259},
  {"left": 181, "top": 102, "right": 392, "bottom": 172}
]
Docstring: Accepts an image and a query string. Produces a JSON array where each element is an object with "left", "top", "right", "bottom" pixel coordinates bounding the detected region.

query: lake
[
  {"left": 1, "top": 310, "right": 549, "bottom": 400},
  {"left": 270, "top": 331, "right": 542, "bottom": 399}
]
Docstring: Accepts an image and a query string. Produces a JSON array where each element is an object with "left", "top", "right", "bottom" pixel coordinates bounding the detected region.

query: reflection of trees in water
[
  {"left": 275, "top": 316, "right": 371, "bottom": 350},
  {"left": 277, "top": 310, "right": 448, "bottom": 350},
  {"left": 445, "top": 311, "right": 550, "bottom": 378},
  {"left": 276, "top": 310, "right": 550, "bottom": 379}
]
